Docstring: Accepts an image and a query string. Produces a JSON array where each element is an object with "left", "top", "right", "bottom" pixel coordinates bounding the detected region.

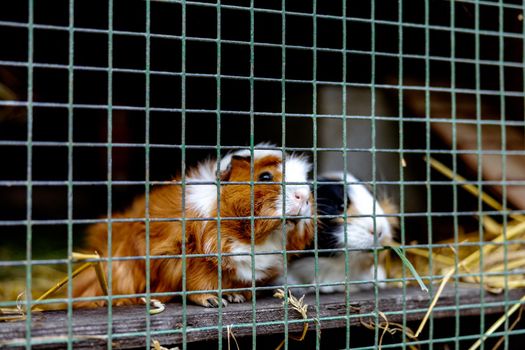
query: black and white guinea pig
[{"left": 278, "top": 172, "right": 397, "bottom": 294}]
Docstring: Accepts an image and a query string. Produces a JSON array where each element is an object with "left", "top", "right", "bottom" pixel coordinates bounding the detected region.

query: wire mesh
[{"left": 0, "top": 0, "right": 525, "bottom": 349}]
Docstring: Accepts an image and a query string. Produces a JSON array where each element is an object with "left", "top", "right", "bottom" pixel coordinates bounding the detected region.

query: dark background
[{"left": 0, "top": 1, "right": 524, "bottom": 347}]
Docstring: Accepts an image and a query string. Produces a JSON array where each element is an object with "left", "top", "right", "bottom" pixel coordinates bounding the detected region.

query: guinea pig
[
  {"left": 275, "top": 172, "right": 397, "bottom": 294},
  {"left": 73, "top": 145, "right": 314, "bottom": 308}
]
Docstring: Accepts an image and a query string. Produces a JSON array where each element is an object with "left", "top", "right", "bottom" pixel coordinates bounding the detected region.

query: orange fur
[{"left": 73, "top": 155, "right": 313, "bottom": 308}]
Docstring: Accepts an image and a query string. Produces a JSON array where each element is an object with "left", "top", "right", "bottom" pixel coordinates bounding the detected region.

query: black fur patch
[{"left": 309, "top": 178, "right": 352, "bottom": 254}]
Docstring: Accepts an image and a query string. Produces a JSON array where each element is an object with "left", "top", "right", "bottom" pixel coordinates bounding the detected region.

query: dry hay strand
[
  {"left": 227, "top": 324, "right": 240, "bottom": 350},
  {"left": 0, "top": 251, "right": 109, "bottom": 320},
  {"left": 489, "top": 303, "right": 523, "bottom": 350},
  {"left": 273, "top": 289, "right": 310, "bottom": 350},
  {"left": 0, "top": 264, "right": 67, "bottom": 304},
  {"left": 0, "top": 292, "right": 29, "bottom": 322},
  {"left": 387, "top": 157, "right": 525, "bottom": 348},
  {"left": 152, "top": 339, "right": 180, "bottom": 350},
  {"left": 140, "top": 297, "right": 166, "bottom": 315},
  {"left": 468, "top": 294, "right": 525, "bottom": 350},
  {"left": 360, "top": 310, "right": 419, "bottom": 350}
]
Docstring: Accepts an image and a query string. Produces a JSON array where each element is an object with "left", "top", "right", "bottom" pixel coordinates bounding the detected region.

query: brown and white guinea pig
[
  {"left": 72, "top": 144, "right": 314, "bottom": 308},
  {"left": 275, "top": 172, "right": 397, "bottom": 294}
]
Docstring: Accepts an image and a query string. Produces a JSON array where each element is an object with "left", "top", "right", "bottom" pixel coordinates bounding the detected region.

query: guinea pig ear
[
  {"left": 220, "top": 155, "right": 251, "bottom": 181},
  {"left": 230, "top": 155, "right": 251, "bottom": 169},
  {"left": 231, "top": 155, "right": 251, "bottom": 163}
]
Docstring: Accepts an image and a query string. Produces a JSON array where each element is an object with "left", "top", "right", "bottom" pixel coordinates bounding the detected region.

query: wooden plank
[{"left": 1, "top": 287, "right": 524, "bottom": 349}]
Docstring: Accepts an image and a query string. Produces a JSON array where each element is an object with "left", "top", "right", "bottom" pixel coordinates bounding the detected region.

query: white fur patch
[
  {"left": 230, "top": 231, "right": 284, "bottom": 282},
  {"left": 186, "top": 161, "right": 218, "bottom": 217},
  {"left": 219, "top": 143, "right": 282, "bottom": 172},
  {"left": 283, "top": 252, "right": 387, "bottom": 294},
  {"left": 283, "top": 156, "right": 311, "bottom": 216},
  {"left": 284, "top": 157, "right": 311, "bottom": 183},
  {"left": 320, "top": 172, "right": 392, "bottom": 248}
]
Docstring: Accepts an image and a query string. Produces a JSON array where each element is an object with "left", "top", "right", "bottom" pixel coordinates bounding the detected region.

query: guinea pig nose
[{"left": 370, "top": 228, "right": 383, "bottom": 238}]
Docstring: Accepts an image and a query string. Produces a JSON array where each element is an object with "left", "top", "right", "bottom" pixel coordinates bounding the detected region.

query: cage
[{"left": 1, "top": 0, "right": 525, "bottom": 349}]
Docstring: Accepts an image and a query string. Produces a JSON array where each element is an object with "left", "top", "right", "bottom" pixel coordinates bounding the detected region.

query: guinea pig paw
[
  {"left": 225, "top": 292, "right": 246, "bottom": 303},
  {"left": 206, "top": 296, "right": 228, "bottom": 308}
]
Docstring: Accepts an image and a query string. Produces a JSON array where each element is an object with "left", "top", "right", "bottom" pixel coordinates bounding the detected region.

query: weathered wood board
[{"left": 1, "top": 286, "right": 524, "bottom": 349}]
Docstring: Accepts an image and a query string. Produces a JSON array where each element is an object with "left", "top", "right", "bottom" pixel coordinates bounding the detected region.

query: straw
[
  {"left": 468, "top": 294, "right": 525, "bottom": 350},
  {"left": 274, "top": 289, "right": 309, "bottom": 350},
  {"left": 389, "top": 246, "right": 429, "bottom": 292}
]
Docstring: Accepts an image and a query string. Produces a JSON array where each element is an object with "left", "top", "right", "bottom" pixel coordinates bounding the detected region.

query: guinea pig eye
[
  {"left": 339, "top": 203, "right": 346, "bottom": 211},
  {"left": 258, "top": 172, "right": 273, "bottom": 182}
]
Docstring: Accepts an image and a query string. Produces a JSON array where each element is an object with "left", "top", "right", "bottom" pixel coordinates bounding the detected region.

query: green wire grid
[
  {"left": 215, "top": 0, "right": 224, "bottom": 348},
  {"left": 397, "top": 1, "right": 409, "bottom": 350},
  {"left": 24, "top": 1, "right": 34, "bottom": 349},
  {"left": 342, "top": 1, "right": 351, "bottom": 349},
  {"left": 312, "top": 3, "right": 321, "bottom": 350},
  {"left": 498, "top": 1, "right": 511, "bottom": 349},
  {"left": 370, "top": 0, "right": 380, "bottom": 348},
  {"left": 249, "top": 2, "right": 257, "bottom": 348},
  {"left": 106, "top": 1, "right": 115, "bottom": 350},
  {"left": 475, "top": 1, "right": 487, "bottom": 348},
  {"left": 1, "top": 0, "right": 525, "bottom": 349},
  {"left": 145, "top": 0, "right": 153, "bottom": 349},
  {"left": 280, "top": 1, "right": 290, "bottom": 348},
  {"left": 66, "top": 0, "right": 74, "bottom": 349},
  {"left": 180, "top": 1, "right": 188, "bottom": 349},
  {"left": 450, "top": 2, "right": 461, "bottom": 350}
]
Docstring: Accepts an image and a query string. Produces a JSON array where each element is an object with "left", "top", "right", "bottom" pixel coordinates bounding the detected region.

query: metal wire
[
  {"left": 1, "top": 0, "right": 525, "bottom": 349},
  {"left": 24, "top": 1, "right": 34, "bottom": 349},
  {"left": 106, "top": 1, "right": 114, "bottom": 348},
  {"left": 66, "top": 0, "right": 75, "bottom": 348}
]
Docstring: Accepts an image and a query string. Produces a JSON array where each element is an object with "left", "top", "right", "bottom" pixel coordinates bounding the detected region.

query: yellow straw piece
[
  {"left": 481, "top": 216, "right": 503, "bottom": 237},
  {"left": 93, "top": 262, "right": 109, "bottom": 297},
  {"left": 71, "top": 252, "right": 100, "bottom": 261},
  {"left": 33, "top": 262, "right": 92, "bottom": 309},
  {"left": 479, "top": 250, "right": 525, "bottom": 270},
  {"left": 414, "top": 267, "right": 456, "bottom": 337},
  {"left": 141, "top": 297, "right": 166, "bottom": 315},
  {"left": 72, "top": 251, "right": 109, "bottom": 296},
  {"left": 485, "top": 280, "right": 525, "bottom": 289},
  {"left": 485, "top": 258, "right": 525, "bottom": 273},
  {"left": 460, "top": 220, "right": 525, "bottom": 270},
  {"left": 468, "top": 293, "right": 525, "bottom": 350},
  {"left": 152, "top": 339, "right": 180, "bottom": 350},
  {"left": 394, "top": 245, "right": 455, "bottom": 265},
  {"left": 490, "top": 305, "right": 523, "bottom": 350},
  {"left": 360, "top": 310, "right": 419, "bottom": 350},
  {"left": 274, "top": 289, "right": 309, "bottom": 350},
  {"left": 227, "top": 324, "right": 240, "bottom": 350},
  {"left": 28, "top": 251, "right": 109, "bottom": 311},
  {"left": 427, "top": 157, "right": 525, "bottom": 222}
]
